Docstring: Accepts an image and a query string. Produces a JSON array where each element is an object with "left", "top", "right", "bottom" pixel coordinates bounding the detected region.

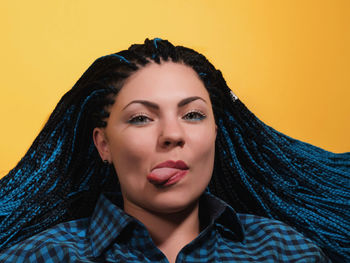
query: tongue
[{"left": 147, "top": 168, "right": 181, "bottom": 185}]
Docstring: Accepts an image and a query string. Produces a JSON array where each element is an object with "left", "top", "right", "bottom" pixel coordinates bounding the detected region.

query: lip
[{"left": 152, "top": 160, "right": 189, "bottom": 171}]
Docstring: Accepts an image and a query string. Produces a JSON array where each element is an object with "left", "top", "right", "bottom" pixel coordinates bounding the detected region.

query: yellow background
[{"left": 0, "top": 0, "right": 349, "bottom": 178}]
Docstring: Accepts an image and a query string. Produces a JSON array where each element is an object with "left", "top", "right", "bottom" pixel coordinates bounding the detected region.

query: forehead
[{"left": 115, "top": 62, "right": 210, "bottom": 104}]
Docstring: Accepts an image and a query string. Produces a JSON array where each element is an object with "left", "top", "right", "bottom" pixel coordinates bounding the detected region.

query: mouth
[
  {"left": 152, "top": 160, "right": 189, "bottom": 170},
  {"left": 147, "top": 160, "right": 189, "bottom": 187}
]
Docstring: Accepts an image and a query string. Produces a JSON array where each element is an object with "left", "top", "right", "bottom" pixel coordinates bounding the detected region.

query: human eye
[
  {"left": 127, "top": 113, "right": 153, "bottom": 125},
  {"left": 183, "top": 110, "right": 207, "bottom": 122}
]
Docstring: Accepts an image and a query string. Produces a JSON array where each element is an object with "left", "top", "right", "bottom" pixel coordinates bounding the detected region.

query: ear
[{"left": 93, "top": 127, "right": 111, "bottom": 163}]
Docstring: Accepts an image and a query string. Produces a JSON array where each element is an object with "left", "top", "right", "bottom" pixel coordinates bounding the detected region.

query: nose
[{"left": 158, "top": 117, "right": 185, "bottom": 149}]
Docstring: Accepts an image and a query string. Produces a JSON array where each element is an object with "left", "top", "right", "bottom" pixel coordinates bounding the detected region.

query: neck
[{"left": 124, "top": 200, "right": 200, "bottom": 263}]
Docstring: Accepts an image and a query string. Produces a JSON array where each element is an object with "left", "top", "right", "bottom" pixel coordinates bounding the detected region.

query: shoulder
[
  {"left": 237, "top": 213, "right": 314, "bottom": 242},
  {"left": 237, "top": 213, "right": 304, "bottom": 236},
  {"left": 0, "top": 218, "right": 91, "bottom": 263},
  {"left": 235, "top": 213, "right": 331, "bottom": 262}
]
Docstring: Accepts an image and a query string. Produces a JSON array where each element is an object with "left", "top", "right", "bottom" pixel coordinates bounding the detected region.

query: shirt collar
[
  {"left": 199, "top": 192, "right": 245, "bottom": 242},
  {"left": 88, "top": 192, "right": 136, "bottom": 257},
  {"left": 89, "top": 191, "right": 245, "bottom": 257}
]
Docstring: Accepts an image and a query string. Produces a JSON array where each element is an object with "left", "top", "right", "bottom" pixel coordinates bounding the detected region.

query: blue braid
[
  {"left": 0, "top": 132, "right": 67, "bottom": 243},
  {"left": 214, "top": 100, "right": 350, "bottom": 261},
  {"left": 151, "top": 38, "right": 163, "bottom": 59},
  {"left": 72, "top": 89, "right": 108, "bottom": 153},
  {"left": 98, "top": 54, "right": 131, "bottom": 64},
  {"left": 0, "top": 88, "right": 114, "bottom": 249},
  {"left": 218, "top": 118, "right": 272, "bottom": 216},
  {"left": 153, "top": 38, "right": 162, "bottom": 49}
]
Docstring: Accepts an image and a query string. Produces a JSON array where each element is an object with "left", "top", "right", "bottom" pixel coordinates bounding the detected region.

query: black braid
[{"left": 0, "top": 38, "right": 348, "bottom": 261}]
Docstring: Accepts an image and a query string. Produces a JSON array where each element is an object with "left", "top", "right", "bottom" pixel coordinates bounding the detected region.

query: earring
[{"left": 103, "top": 160, "right": 109, "bottom": 165}]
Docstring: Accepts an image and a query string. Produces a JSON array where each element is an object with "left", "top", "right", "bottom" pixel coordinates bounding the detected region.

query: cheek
[
  {"left": 188, "top": 127, "right": 216, "bottom": 165},
  {"left": 109, "top": 130, "right": 155, "bottom": 174}
]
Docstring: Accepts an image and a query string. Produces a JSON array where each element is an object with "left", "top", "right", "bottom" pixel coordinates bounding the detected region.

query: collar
[
  {"left": 88, "top": 192, "right": 136, "bottom": 257},
  {"left": 89, "top": 191, "right": 245, "bottom": 257},
  {"left": 199, "top": 192, "right": 245, "bottom": 242}
]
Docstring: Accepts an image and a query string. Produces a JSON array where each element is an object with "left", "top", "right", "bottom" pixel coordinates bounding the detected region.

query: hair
[{"left": 0, "top": 38, "right": 349, "bottom": 261}]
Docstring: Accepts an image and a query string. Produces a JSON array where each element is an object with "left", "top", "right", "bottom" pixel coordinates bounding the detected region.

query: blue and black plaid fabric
[{"left": 0, "top": 192, "right": 331, "bottom": 262}]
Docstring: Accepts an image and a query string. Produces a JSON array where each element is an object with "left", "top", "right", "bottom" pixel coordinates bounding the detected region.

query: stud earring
[{"left": 103, "top": 160, "right": 109, "bottom": 164}]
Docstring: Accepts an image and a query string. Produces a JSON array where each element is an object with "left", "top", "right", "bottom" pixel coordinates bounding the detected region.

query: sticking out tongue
[{"left": 147, "top": 168, "right": 181, "bottom": 185}]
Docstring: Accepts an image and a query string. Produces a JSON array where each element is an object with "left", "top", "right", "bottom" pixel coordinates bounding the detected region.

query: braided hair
[{"left": 0, "top": 38, "right": 349, "bottom": 261}]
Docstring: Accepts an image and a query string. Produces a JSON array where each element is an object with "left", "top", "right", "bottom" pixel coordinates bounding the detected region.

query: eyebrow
[{"left": 122, "top": 96, "right": 207, "bottom": 111}]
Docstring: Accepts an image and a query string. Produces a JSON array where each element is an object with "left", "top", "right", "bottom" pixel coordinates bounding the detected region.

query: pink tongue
[{"left": 147, "top": 168, "right": 180, "bottom": 184}]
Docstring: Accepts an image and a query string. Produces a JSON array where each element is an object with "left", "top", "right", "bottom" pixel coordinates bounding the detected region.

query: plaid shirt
[{"left": 0, "top": 192, "right": 330, "bottom": 263}]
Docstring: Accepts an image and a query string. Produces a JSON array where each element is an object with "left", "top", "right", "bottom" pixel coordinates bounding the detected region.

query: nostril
[
  {"left": 162, "top": 140, "right": 184, "bottom": 147},
  {"left": 177, "top": 141, "right": 184, "bottom": 147}
]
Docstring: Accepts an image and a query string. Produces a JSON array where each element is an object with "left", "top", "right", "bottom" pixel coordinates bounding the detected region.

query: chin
[{"left": 145, "top": 190, "right": 202, "bottom": 215}]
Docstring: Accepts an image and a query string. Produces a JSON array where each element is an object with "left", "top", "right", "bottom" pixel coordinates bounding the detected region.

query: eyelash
[
  {"left": 183, "top": 110, "right": 207, "bottom": 121},
  {"left": 127, "top": 110, "right": 207, "bottom": 125},
  {"left": 127, "top": 112, "right": 151, "bottom": 125}
]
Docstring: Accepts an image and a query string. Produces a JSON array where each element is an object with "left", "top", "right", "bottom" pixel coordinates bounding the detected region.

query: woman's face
[{"left": 93, "top": 61, "right": 217, "bottom": 214}]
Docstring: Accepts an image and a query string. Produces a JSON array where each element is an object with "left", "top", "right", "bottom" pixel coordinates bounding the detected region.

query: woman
[{"left": 0, "top": 38, "right": 348, "bottom": 262}]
